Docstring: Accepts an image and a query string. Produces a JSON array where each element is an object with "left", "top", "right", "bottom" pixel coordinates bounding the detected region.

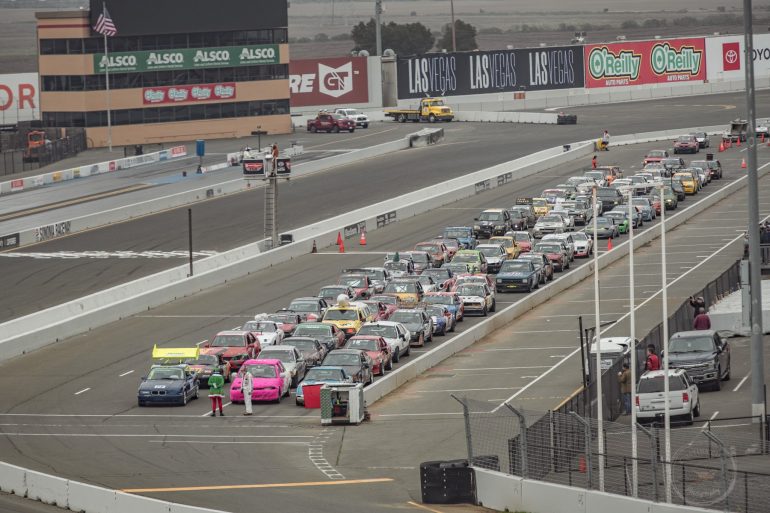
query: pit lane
[
  {"left": 0, "top": 135, "right": 764, "bottom": 512},
  {"left": 1, "top": 88, "right": 767, "bottom": 324}
]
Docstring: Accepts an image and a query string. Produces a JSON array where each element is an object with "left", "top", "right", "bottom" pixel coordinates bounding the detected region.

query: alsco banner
[
  {"left": 396, "top": 46, "right": 584, "bottom": 99},
  {"left": 584, "top": 38, "right": 706, "bottom": 88},
  {"left": 93, "top": 45, "right": 280, "bottom": 74},
  {"left": 142, "top": 83, "right": 236, "bottom": 105}
]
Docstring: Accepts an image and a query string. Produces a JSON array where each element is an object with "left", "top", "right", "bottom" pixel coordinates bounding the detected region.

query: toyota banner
[
  {"left": 705, "top": 34, "right": 770, "bottom": 82},
  {"left": 396, "top": 46, "right": 584, "bottom": 99},
  {"left": 289, "top": 57, "right": 369, "bottom": 107},
  {"left": 584, "top": 38, "right": 706, "bottom": 88}
]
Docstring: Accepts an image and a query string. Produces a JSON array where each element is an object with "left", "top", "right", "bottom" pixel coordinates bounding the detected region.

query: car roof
[
  {"left": 671, "top": 330, "right": 716, "bottom": 338},
  {"left": 261, "top": 345, "right": 296, "bottom": 352},
  {"left": 641, "top": 369, "right": 686, "bottom": 379},
  {"left": 215, "top": 330, "right": 247, "bottom": 336},
  {"left": 482, "top": 208, "right": 506, "bottom": 213},
  {"left": 242, "top": 358, "right": 282, "bottom": 366},
  {"left": 331, "top": 349, "right": 365, "bottom": 355}
]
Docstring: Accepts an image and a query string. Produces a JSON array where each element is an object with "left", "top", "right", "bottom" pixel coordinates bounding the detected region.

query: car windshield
[
  {"left": 244, "top": 364, "right": 277, "bottom": 378},
  {"left": 371, "top": 295, "right": 398, "bottom": 305},
  {"left": 267, "top": 314, "right": 296, "bottom": 324},
  {"left": 596, "top": 189, "right": 618, "bottom": 198},
  {"left": 257, "top": 350, "right": 294, "bottom": 363},
  {"left": 605, "top": 212, "right": 625, "bottom": 219},
  {"left": 320, "top": 286, "right": 346, "bottom": 297},
  {"left": 512, "top": 232, "right": 530, "bottom": 241},
  {"left": 439, "top": 239, "right": 460, "bottom": 250},
  {"left": 414, "top": 244, "right": 438, "bottom": 252},
  {"left": 346, "top": 338, "right": 379, "bottom": 351},
  {"left": 444, "top": 229, "right": 470, "bottom": 238},
  {"left": 595, "top": 218, "right": 613, "bottom": 227},
  {"left": 425, "top": 295, "right": 453, "bottom": 306},
  {"left": 324, "top": 309, "right": 359, "bottom": 321},
  {"left": 384, "top": 261, "right": 410, "bottom": 271},
  {"left": 662, "top": 159, "right": 681, "bottom": 167},
  {"left": 572, "top": 232, "right": 588, "bottom": 241},
  {"left": 383, "top": 282, "right": 417, "bottom": 293},
  {"left": 147, "top": 367, "right": 185, "bottom": 380},
  {"left": 632, "top": 199, "right": 649, "bottom": 206},
  {"left": 584, "top": 171, "right": 603, "bottom": 180},
  {"left": 288, "top": 301, "right": 319, "bottom": 313},
  {"left": 210, "top": 335, "right": 245, "bottom": 347},
  {"left": 285, "top": 339, "right": 316, "bottom": 351},
  {"left": 324, "top": 353, "right": 361, "bottom": 365},
  {"left": 674, "top": 173, "right": 692, "bottom": 181},
  {"left": 532, "top": 199, "right": 548, "bottom": 207},
  {"left": 417, "top": 276, "right": 435, "bottom": 285},
  {"left": 479, "top": 212, "right": 502, "bottom": 221},
  {"left": 539, "top": 216, "right": 562, "bottom": 223},
  {"left": 390, "top": 311, "right": 423, "bottom": 324},
  {"left": 457, "top": 285, "right": 485, "bottom": 296},
  {"left": 443, "top": 263, "right": 469, "bottom": 273},
  {"left": 521, "top": 256, "right": 542, "bottom": 268},
  {"left": 500, "top": 261, "right": 530, "bottom": 272},
  {"left": 534, "top": 244, "right": 560, "bottom": 252},
  {"left": 638, "top": 375, "right": 686, "bottom": 393},
  {"left": 478, "top": 247, "right": 502, "bottom": 257},
  {"left": 294, "top": 324, "right": 332, "bottom": 336},
  {"left": 677, "top": 136, "right": 693, "bottom": 143},
  {"left": 423, "top": 269, "right": 450, "bottom": 280},
  {"left": 305, "top": 368, "right": 345, "bottom": 381},
  {"left": 648, "top": 151, "right": 666, "bottom": 158},
  {"left": 340, "top": 276, "right": 365, "bottom": 287},
  {"left": 490, "top": 238, "right": 513, "bottom": 248},
  {"left": 409, "top": 253, "right": 429, "bottom": 263},
  {"left": 452, "top": 253, "right": 479, "bottom": 263},
  {"left": 184, "top": 355, "right": 218, "bottom": 366},
  {"left": 242, "top": 321, "right": 277, "bottom": 333},
  {"left": 358, "top": 324, "right": 398, "bottom": 338},
  {"left": 669, "top": 336, "right": 715, "bottom": 353},
  {"left": 509, "top": 210, "right": 523, "bottom": 219}
]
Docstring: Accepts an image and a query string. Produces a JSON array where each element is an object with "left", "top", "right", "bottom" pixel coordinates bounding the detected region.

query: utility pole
[
  {"left": 450, "top": 0, "right": 456, "bottom": 52},
  {"left": 375, "top": 0, "right": 383, "bottom": 56},
  {"left": 743, "top": 0, "right": 766, "bottom": 420}
]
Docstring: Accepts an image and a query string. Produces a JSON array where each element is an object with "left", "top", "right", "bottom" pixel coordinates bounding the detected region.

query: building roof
[{"left": 36, "top": 11, "right": 89, "bottom": 20}]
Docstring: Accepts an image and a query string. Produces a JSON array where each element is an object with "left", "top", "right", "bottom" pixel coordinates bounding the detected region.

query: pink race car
[{"left": 229, "top": 359, "right": 291, "bottom": 403}]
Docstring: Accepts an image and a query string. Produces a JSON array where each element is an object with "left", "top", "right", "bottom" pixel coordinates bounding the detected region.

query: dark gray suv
[{"left": 666, "top": 330, "right": 731, "bottom": 391}]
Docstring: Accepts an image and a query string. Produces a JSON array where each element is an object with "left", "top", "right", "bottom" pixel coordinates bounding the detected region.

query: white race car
[{"left": 241, "top": 318, "right": 285, "bottom": 347}]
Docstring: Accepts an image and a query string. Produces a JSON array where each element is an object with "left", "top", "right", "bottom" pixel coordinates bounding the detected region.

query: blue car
[
  {"left": 295, "top": 366, "right": 352, "bottom": 406},
  {"left": 443, "top": 226, "right": 477, "bottom": 249},
  {"left": 137, "top": 365, "right": 199, "bottom": 406},
  {"left": 496, "top": 260, "right": 539, "bottom": 293},
  {"left": 426, "top": 305, "right": 454, "bottom": 336}
]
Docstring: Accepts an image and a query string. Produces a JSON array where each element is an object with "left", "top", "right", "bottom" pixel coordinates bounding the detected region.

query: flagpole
[{"left": 103, "top": 2, "right": 112, "bottom": 152}]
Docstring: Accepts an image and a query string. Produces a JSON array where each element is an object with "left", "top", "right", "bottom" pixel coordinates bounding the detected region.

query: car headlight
[
  {"left": 706, "top": 360, "right": 717, "bottom": 369},
  {"left": 473, "top": 225, "right": 480, "bottom": 231},
  {"left": 495, "top": 225, "right": 504, "bottom": 230},
  {"left": 140, "top": 391, "right": 151, "bottom": 395},
  {"left": 496, "top": 279, "right": 502, "bottom": 284},
  {"left": 521, "top": 279, "right": 528, "bottom": 283}
]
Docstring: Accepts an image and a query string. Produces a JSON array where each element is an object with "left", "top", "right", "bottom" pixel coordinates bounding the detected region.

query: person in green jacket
[{"left": 208, "top": 370, "right": 225, "bottom": 416}]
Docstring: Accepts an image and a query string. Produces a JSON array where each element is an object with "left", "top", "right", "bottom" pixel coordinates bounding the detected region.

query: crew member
[
  {"left": 645, "top": 345, "right": 660, "bottom": 372},
  {"left": 208, "top": 370, "right": 225, "bottom": 417},
  {"left": 592, "top": 154, "right": 598, "bottom": 170},
  {"left": 271, "top": 143, "right": 279, "bottom": 176},
  {"left": 241, "top": 368, "right": 254, "bottom": 416},
  {"left": 602, "top": 130, "right": 610, "bottom": 151}
]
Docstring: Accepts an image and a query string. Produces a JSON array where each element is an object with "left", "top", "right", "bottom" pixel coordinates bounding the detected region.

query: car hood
[
  {"left": 459, "top": 295, "right": 484, "bottom": 302},
  {"left": 139, "top": 379, "right": 184, "bottom": 391},
  {"left": 401, "top": 322, "right": 424, "bottom": 332},
  {"left": 486, "top": 256, "right": 503, "bottom": 264},
  {"left": 202, "top": 347, "right": 247, "bottom": 358},
  {"left": 233, "top": 376, "right": 282, "bottom": 388},
  {"left": 498, "top": 271, "right": 531, "bottom": 278},
  {"left": 668, "top": 352, "right": 716, "bottom": 364},
  {"left": 536, "top": 222, "right": 561, "bottom": 228}
]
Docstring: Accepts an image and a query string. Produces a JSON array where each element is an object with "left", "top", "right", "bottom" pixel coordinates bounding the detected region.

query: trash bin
[{"left": 303, "top": 384, "right": 322, "bottom": 409}]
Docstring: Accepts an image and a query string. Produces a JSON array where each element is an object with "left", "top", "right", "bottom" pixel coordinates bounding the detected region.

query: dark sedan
[
  {"left": 321, "top": 349, "right": 373, "bottom": 385},
  {"left": 496, "top": 260, "right": 539, "bottom": 293}
]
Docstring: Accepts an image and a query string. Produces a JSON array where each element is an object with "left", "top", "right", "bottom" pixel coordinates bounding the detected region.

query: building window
[{"left": 42, "top": 99, "right": 289, "bottom": 127}]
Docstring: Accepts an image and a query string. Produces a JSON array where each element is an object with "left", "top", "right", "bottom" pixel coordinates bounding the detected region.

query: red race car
[
  {"left": 360, "top": 300, "right": 397, "bottom": 321},
  {"left": 673, "top": 135, "right": 699, "bottom": 154},
  {"left": 344, "top": 335, "right": 393, "bottom": 376},
  {"left": 338, "top": 274, "right": 373, "bottom": 300},
  {"left": 266, "top": 312, "right": 302, "bottom": 336},
  {"left": 643, "top": 149, "right": 669, "bottom": 166},
  {"left": 200, "top": 330, "right": 261, "bottom": 373}
]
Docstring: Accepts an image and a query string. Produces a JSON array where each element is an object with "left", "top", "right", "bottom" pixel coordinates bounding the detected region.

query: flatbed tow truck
[{"left": 384, "top": 98, "right": 454, "bottom": 123}]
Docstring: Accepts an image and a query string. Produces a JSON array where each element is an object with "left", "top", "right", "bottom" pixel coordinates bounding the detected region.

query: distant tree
[
  {"left": 314, "top": 33, "right": 329, "bottom": 42},
  {"left": 437, "top": 19, "right": 478, "bottom": 52},
  {"left": 351, "top": 19, "right": 434, "bottom": 56}
]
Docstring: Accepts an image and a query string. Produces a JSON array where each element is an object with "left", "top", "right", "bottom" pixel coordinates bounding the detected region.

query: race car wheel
[
  {"left": 693, "top": 400, "right": 701, "bottom": 418},
  {"left": 398, "top": 114, "right": 407, "bottom": 123},
  {"left": 482, "top": 307, "right": 488, "bottom": 317},
  {"left": 291, "top": 375, "right": 298, "bottom": 388},
  {"left": 714, "top": 369, "right": 722, "bottom": 391},
  {"left": 311, "top": 126, "right": 317, "bottom": 133},
  {"left": 137, "top": 400, "right": 145, "bottom": 407},
  {"left": 405, "top": 345, "right": 411, "bottom": 357},
  {"left": 386, "top": 357, "right": 393, "bottom": 371},
  {"left": 490, "top": 300, "right": 496, "bottom": 312},
  {"left": 393, "top": 350, "right": 400, "bottom": 363},
  {"left": 332, "top": 126, "right": 340, "bottom": 133},
  {"left": 193, "top": 387, "right": 199, "bottom": 400},
  {"left": 349, "top": 128, "right": 355, "bottom": 133},
  {"left": 429, "top": 114, "right": 437, "bottom": 123},
  {"left": 283, "top": 385, "right": 290, "bottom": 397},
  {"left": 275, "top": 391, "right": 282, "bottom": 404},
  {"left": 363, "top": 123, "right": 369, "bottom": 128},
  {"left": 295, "top": 398, "right": 302, "bottom": 406},
  {"left": 378, "top": 363, "right": 385, "bottom": 376},
  {"left": 181, "top": 392, "right": 188, "bottom": 406},
  {"left": 449, "top": 320, "right": 456, "bottom": 332}
]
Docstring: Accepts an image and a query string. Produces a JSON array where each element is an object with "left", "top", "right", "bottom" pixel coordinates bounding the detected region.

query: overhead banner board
[
  {"left": 396, "top": 46, "right": 584, "bottom": 99},
  {"left": 584, "top": 38, "right": 706, "bottom": 88},
  {"left": 143, "top": 83, "right": 236, "bottom": 105},
  {"left": 289, "top": 57, "right": 369, "bottom": 107},
  {"left": 93, "top": 45, "right": 280, "bottom": 74},
  {"left": 705, "top": 34, "right": 770, "bottom": 81}
]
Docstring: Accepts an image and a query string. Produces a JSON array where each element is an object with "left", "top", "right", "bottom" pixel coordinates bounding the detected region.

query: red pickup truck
[{"left": 307, "top": 113, "right": 355, "bottom": 133}]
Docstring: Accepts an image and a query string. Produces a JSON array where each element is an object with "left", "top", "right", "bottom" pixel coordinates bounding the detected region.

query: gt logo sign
[
  {"left": 723, "top": 42, "right": 741, "bottom": 71},
  {"left": 319, "top": 62, "right": 353, "bottom": 98}
]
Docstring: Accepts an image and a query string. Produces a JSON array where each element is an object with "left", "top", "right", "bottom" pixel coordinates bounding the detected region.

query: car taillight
[
  {"left": 682, "top": 392, "right": 689, "bottom": 403},
  {"left": 635, "top": 396, "right": 640, "bottom": 406},
  {"left": 345, "top": 328, "right": 356, "bottom": 334}
]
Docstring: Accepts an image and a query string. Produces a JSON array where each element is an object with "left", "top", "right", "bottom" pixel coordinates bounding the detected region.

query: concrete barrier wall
[
  {"left": 0, "top": 461, "right": 228, "bottom": 513},
  {"left": 474, "top": 467, "right": 721, "bottom": 513},
  {"left": 0, "top": 146, "right": 188, "bottom": 196},
  {"left": 454, "top": 111, "right": 559, "bottom": 124}
]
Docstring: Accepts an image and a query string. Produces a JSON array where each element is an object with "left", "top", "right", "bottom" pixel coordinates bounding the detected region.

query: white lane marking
[
  {"left": 521, "top": 376, "right": 540, "bottom": 379},
  {"left": 0, "top": 433, "right": 313, "bottom": 438},
  {"left": 415, "top": 387, "right": 521, "bottom": 393},
  {"left": 492, "top": 216, "right": 754, "bottom": 413},
  {"left": 201, "top": 401, "right": 232, "bottom": 417},
  {"left": 699, "top": 411, "right": 720, "bottom": 431},
  {"left": 733, "top": 374, "right": 750, "bottom": 392},
  {"left": 150, "top": 441, "right": 308, "bottom": 445},
  {"left": 0, "top": 413, "right": 317, "bottom": 419},
  {"left": 502, "top": 330, "right": 575, "bottom": 334},
  {"left": 74, "top": 388, "right": 90, "bottom": 395},
  {"left": 452, "top": 366, "right": 551, "bottom": 371},
  {"left": 481, "top": 346, "right": 576, "bottom": 351},
  {"left": 119, "top": 370, "right": 134, "bottom": 377},
  {"left": 196, "top": 339, "right": 208, "bottom": 347},
  {"left": 0, "top": 250, "right": 219, "bottom": 259},
  {"left": 308, "top": 428, "right": 345, "bottom": 480}
]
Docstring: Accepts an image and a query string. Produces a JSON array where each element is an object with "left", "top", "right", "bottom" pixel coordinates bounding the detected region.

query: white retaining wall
[
  {"left": 474, "top": 468, "right": 718, "bottom": 513},
  {"left": 0, "top": 461, "right": 227, "bottom": 513}
]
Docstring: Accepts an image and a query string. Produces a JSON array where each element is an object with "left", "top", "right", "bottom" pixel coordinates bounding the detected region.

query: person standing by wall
[
  {"left": 618, "top": 363, "right": 632, "bottom": 415},
  {"left": 208, "top": 370, "right": 225, "bottom": 417}
]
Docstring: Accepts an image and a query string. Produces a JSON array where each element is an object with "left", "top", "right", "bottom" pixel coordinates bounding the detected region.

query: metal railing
[{"left": 0, "top": 132, "right": 87, "bottom": 176}]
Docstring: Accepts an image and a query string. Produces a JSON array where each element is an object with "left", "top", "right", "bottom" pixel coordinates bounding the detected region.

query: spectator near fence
[
  {"left": 693, "top": 307, "right": 711, "bottom": 330},
  {"left": 689, "top": 295, "right": 706, "bottom": 318},
  {"left": 618, "top": 363, "right": 631, "bottom": 415},
  {"left": 645, "top": 344, "right": 660, "bottom": 372}
]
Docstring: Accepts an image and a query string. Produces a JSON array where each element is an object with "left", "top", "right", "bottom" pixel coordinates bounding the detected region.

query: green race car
[{"left": 602, "top": 212, "right": 629, "bottom": 234}]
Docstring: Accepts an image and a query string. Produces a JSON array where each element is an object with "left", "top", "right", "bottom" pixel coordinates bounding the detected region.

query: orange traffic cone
[
  {"left": 311, "top": 240, "right": 317, "bottom": 253},
  {"left": 742, "top": 158, "right": 747, "bottom": 169},
  {"left": 339, "top": 240, "right": 345, "bottom": 253},
  {"left": 336, "top": 232, "right": 343, "bottom": 246},
  {"left": 579, "top": 454, "right": 587, "bottom": 473},
  {"left": 719, "top": 141, "right": 725, "bottom": 152},
  {"left": 359, "top": 230, "right": 367, "bottom": 246},
  {"left": 737, "top": 137, "right": 741, "bottom": 147},
  {"left": 762, "top": 133, "right": 765, "bottom": 144},
  {"left": 607, "top": 238, "right": 614, "bottom": 251}
]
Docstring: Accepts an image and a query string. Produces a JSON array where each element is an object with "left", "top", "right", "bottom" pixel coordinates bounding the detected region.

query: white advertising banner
[
  {"left": 706, "top": 34, "right": 770, "bottom": 82},
  {"left": 0, "top": 73, "right": 39, "bottom": 125}
]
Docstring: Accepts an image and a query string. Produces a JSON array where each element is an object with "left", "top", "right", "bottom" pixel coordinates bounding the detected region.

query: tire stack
[{"left": 557, "top": 114, "right": 578, "bottom": 125}]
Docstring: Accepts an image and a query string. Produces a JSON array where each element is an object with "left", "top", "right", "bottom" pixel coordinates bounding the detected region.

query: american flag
[{"left": 93, "top": 5, "right": 117, "bottom": 37}]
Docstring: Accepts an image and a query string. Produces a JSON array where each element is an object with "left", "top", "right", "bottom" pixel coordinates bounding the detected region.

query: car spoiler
[{"left": 515, "top": 197, "right": 533, "bottom": 205}]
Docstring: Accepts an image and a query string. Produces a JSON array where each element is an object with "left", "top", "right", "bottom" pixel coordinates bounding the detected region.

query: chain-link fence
[
  {"left": 0, "top": 130, "right": 87, "bottom": 176},
  {"left": 458, "top": 396, "right": 770, "bottom": 512}
]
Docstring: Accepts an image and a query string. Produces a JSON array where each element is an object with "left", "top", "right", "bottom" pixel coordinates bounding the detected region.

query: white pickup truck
[{"left": 636, "top": 369, "right": 700, "bottom": 425}]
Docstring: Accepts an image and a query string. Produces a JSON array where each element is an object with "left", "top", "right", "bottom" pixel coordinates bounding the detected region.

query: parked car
[
  {"left": 307, "top": 112, "right": 355, "bottom": 133},
  {"left": 666, "top": 330, "right": 731, "bottom": 390},
  {"left": 334, "top": 108, "right": 369, "bottom": 128},
  {"left": 636, "top": 369, "right": 700, "bottom": 425}
]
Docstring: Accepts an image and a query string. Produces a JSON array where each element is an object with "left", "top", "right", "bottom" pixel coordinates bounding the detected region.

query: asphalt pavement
[
  {"left": 0, "top": 138, "right": 765, "bottom": 512},
  {"left": 2, "top": 90, "right": 769, "bottom": 323}
]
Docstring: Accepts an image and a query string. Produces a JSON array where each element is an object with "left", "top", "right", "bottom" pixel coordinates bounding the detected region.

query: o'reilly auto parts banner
[
  {"left": 396, "top": 46, "right": 584, "bottom": 99},
  {"left": 584, "top": 38, "right": 706, "bottom": 88},
  {"left": 705, "top": 34, "right": 770, "bottom": 81},
  {"left": 289, "top": 57, "right": 368, "bottom": 107},
  {"left": 93, "top": 45, "right": 280, "bottom": 74}
]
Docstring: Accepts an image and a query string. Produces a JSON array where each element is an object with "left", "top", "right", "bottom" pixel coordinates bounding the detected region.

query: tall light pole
[
  {"left": 375, "top": 0, "right": 383, "bottom": 56},
  {"left": 450, "top": 0, "right": 457, "bottom": 52},
  {"left": 628, "top": 188, "right": 638, "bottom": 497},
  {"left": 743, "top": 0, "right": 765, "bottom": 421},
  {"left": 659, "top": 183, "right": 672, "bottom": 503},
  {"left": 592, "top": 186, "right": 605, "bottom": 492}
]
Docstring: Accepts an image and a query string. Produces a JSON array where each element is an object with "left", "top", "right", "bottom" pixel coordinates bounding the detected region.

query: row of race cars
[{"left": 137, "top": 143, "right": 726, "bottom": 410}]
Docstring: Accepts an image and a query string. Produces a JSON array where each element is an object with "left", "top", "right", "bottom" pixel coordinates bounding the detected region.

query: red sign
[
  {"left": 170, "top": 146, "right": 186, "bottom": 157},
  {"left": 584, "top": 38, "right": 706, "bottom": 88},
  {"left": 289, "top": 57, "right": 369, "bottom": 107},
  {"left": 10, "top": 179, "right": 23, "bottom": 192},
  {"left": 722, "top": 42, "right": 741, "bottom": 71},
  {"left": 142, "top": 83, "right": 236, "bottom": 105}
]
